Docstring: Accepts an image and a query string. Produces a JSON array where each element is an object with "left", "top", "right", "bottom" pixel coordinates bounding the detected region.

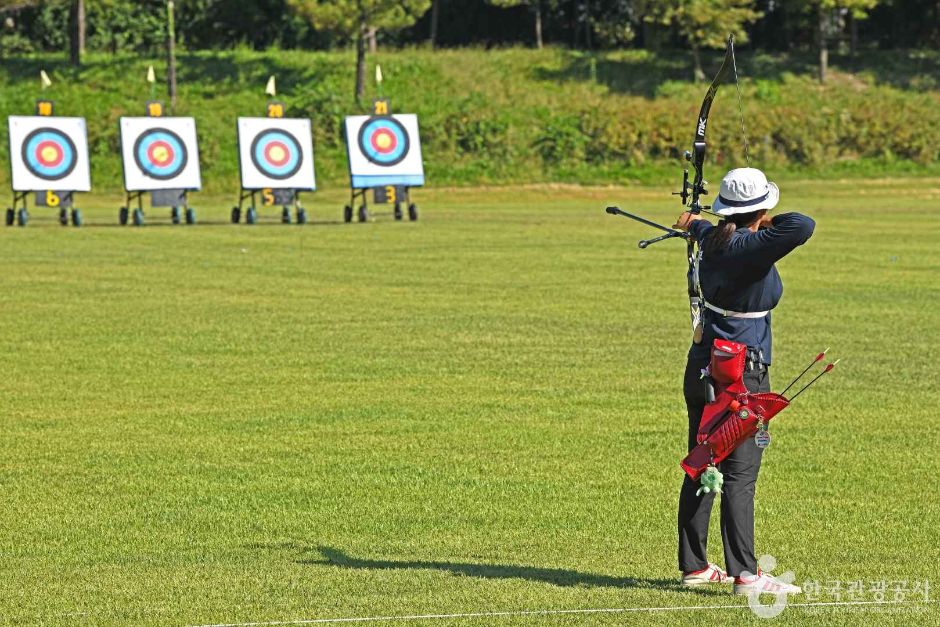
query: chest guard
[{"left": 681, "top": 339, "right": 789, "bottom": 480}]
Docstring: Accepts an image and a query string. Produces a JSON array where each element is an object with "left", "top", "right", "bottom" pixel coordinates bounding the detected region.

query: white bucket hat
[{"left": 711, "top": 167, "right": 779, "bottom": 216}]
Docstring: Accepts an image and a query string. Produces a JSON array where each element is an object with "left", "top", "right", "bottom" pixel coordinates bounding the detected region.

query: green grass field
[{"left": 1, "top": 180, "right": 938, "bottom": 626}]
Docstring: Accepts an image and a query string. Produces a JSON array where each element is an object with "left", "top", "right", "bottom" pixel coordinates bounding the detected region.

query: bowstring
[{"left": 730, "top": 41, "right": 751, "bottom": 167}]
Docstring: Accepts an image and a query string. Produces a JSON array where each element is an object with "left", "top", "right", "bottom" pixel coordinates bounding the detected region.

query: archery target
[
  {"left": 237, "top": 118, "right": 316, "bottom": 190},
  {"left": 120, "top": 117, "right": 201, "bottom": 191},
  {"left": 8, "top": 116, "right": 91, "bottom": 192},
  {"left": 358, "top": 117, "right": 409, "bottom": 166},
  {"left": 344, "top": 114, "right": 424, "bottom": 189}
]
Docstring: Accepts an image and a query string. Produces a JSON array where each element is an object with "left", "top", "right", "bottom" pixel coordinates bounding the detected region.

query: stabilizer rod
[
  {"left": 605, "top": 206, "right": 689, "bottom": 249},
  {"left": 639, "top": 231, "right": 684, "bottom": 249}
]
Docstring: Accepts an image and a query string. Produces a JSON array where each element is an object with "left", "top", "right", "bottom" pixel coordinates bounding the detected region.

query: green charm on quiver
[{"left": 697, "top": 465, "right": 724, "bottom": 496}]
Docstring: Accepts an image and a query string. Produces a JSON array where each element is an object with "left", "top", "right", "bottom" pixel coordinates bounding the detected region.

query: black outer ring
[
  {"left": 249, "top": 129, "right": 303, "bottom": 180},
  {"left": 132, "top": 127, "right": 189, "bottom": 181},
  {"left": 356, "top": 116, "right": 410, "bottom": 167},
  {"left": 21, "top": 128, "right": 78, "bottom": 181}
]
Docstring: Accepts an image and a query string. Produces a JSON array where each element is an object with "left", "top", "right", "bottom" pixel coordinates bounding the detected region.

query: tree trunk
[
  {"left": 355, "top": 16, "right": 367, "bottom": 104},
  {"left": 429, "top": 0, "right": 440, "bottom": 48},
  {"left": 817, "top": 5, "right": 828, "bottom": 84},
  {"left": 534, "top": 1, "right": 543, "bottom": 49},
  {"left": 583, "top": 3, "right": 591, "bottom": 50},
  {"left": 848, "top": 12, "right": 857, "bottom": 56},
  {"left": 69, "top": 0, "right": 85, "bottom": 67},
  {"left": 167, "top": 0, "right": 177, "bottom": 108},
  {"left": 935, "top": 1, "right": 940, "bottom": 47},
  {"left": 691, "top": 42, "right": 705, "bottom": 82},
  {"left": 642, "top": 21, "right": 659, "bottom": 52},
  {"left": 367, "top": 27, "right": 377, "bottom": 53}
]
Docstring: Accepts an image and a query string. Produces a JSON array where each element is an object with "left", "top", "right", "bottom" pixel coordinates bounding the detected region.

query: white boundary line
[{"left": 189, "top": 600, "right": 921, "bottom": 627}]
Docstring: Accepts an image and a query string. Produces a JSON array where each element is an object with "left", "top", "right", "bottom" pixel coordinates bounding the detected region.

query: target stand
[
  {"left": 5, "top": 101, "right": 89, "bottom": 227},
  {"left": 343, "top": 99, "right": 423, "bottom": 223},
  {"left": 118, "top": 103, "right": 200, "bottom": 226},
  {"left": 232, "top": 102, "right": 315, "bottom": 225}
]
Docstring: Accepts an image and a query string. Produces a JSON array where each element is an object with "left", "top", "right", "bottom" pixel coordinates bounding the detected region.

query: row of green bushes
[{"left": 0, "top": 47, "right": 938, "bottom": 194}]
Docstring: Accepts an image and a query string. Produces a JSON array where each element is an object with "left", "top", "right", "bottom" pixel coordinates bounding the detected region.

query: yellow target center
[
  {"left": 268, "top": 145, "right": 286, "bottom": 162},
  {"left": 375, "top": 133, "right": 392, "bottom": 150},
  {"left": 152, "top": 146, "right": 170, "bottom": 162},
  {"left": 40, "top": 146, "right": 59, "bottom": 162}
]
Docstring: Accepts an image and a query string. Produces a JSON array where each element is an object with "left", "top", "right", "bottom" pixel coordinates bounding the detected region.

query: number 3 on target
[
  {"left": 385, "top": 185, "right": 396, "bottom": 203},
  {"left": 46, "top": 190, "right": 60, "bottom": 207}
]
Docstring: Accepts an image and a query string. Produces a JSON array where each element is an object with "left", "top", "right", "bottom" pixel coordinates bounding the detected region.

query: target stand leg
[
  {"left": 124, "top": 191, "right": 145, "bottom": 227},
  {"left": 407, "top": 187, "right": 419, "bottom": 222},
  {"left": 8, "top": 191, "right": 29, "bottom": 227},
  {"left": 294, "top": 192, "right": 307, "bottom": 225},
  {"left": 133, "top": 207, "right": 144, "bottom": 226},
  {"left": 182, "top": 191, "right": 196, "bottom": 225},
  {"left": 352, "top": 189, "right": 368, "bottom": 223},
  {"left": 344, "top": 189, "right": 362, "bottom": 224},
  {"left": 244, "top": 190, "right": 258, "bottom": 225}
]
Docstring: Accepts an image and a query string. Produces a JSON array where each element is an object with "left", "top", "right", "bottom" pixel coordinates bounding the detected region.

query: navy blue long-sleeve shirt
[{"left": 687, "top": 212, "right": 815, "bottom": 366}]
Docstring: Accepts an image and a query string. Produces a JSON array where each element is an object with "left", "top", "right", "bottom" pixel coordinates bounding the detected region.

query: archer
[
  {"left": 674, "top": 167, "right": 814, "bottom": 595},
  {"left": 607, "top": 35, "right": 819, "bottom": 596}
]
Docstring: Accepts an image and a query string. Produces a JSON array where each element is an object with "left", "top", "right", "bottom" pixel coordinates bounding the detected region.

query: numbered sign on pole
[
  {"left": 236, "top": 117, "right": 316, "bottom": 190},
  {"left": 119, "top": 117, "right": 201, "bottom": 191},
  {"left": 8, "top": 116, "right": 91, "bottom": 192},
  {"left": 344, "top": 114, "right": 424, "bottom": 189}
]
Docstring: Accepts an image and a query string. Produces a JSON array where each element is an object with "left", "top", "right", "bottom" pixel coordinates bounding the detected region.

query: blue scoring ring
[
  {"left": 357, "top": 116, "right": 409, "bottom": 167},
  {"left": 22, "top": 128, "right": 78, "bottom": 181},
  {"left": 133, "top": 128, "right": 188, "bottom": 180},
  {"left": 250, "top": 129, "right": 303, "bottom": 180}
]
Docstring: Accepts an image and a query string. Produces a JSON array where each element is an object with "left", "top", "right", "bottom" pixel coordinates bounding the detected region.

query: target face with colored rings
[
  {"left": 357, "top": 117, "right": 410, "bottom": 167},
  {"left": 133, "top": 128, "right": 188, "bottom": 180},
  {"left": 250, "top": 129, "right": 303, "bottom": 180},
  {"left": 22, "top": 128, "right": 78, "bottom": 181}
]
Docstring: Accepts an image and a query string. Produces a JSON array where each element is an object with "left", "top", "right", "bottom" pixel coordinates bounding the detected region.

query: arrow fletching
[
  {"left": 780, "top": 347, "right": 830, "bottom": 397},
  {"left": 789, "top": 358, "right": 839, "bottom": 401}
]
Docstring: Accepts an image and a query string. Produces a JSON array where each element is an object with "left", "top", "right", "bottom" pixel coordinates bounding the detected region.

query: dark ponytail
[{"left": 703, "top": 210, "right": 764, "bottom": 255}]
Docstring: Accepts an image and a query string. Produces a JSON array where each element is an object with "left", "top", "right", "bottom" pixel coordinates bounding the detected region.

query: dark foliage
[{"left": 0, "top": 0, "right": 937, "bottom": 55}]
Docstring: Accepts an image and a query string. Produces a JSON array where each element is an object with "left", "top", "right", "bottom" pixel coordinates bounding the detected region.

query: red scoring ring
[
  {"left": 146, "top": 140, "right": 175, "bottom": 166},
  {"left": 370, "top": 129, "right": 397, "bottom": 154},
  {"left": 263, "top": 140, "right": 291, "bottom": 167},
  {"left": 35, "top": 140, "right": 64, "bottom": 167}
]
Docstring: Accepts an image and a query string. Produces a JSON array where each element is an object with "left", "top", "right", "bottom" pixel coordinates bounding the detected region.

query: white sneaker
[
  {"left": 682, "top": 563, "right": 730, "bottom": 586},
  {"left": 733, "top": 569, "right": 802, "bottom": 595}
]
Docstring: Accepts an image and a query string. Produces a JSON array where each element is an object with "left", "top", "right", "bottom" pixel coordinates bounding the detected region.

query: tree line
[{"left": 1, "top": 0, "right": 938, "bottom": 100}]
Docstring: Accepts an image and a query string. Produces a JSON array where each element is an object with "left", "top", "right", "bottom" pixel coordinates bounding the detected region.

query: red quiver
[{"left": 680, "top": 340, "right": 790, "bottom": 480}]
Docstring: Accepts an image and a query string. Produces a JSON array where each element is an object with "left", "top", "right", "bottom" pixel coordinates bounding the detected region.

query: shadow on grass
[{"left": 280, "top": 545, "right": 723, "bottom": 597}]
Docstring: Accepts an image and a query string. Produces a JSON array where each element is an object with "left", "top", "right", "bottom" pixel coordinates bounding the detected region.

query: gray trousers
[{"left": 677, "top": 358, "right": 770, "bottom": 577}]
